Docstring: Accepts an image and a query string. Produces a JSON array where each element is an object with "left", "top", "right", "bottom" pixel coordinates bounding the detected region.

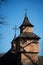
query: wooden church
[
  {"left": 0, "top": 13, "right": 40, "bottom": 65},
  {"left": 11, "top": 14, "right": 40, "bottom": 65}
]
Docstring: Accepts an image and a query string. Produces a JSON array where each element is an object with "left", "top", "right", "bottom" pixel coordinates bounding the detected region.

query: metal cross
[
  {"left": 25, "top": 9, "right": 28, "bottom": 17},
  {"left": 13, "top": 25, "right": 18, "bottom": 38}
]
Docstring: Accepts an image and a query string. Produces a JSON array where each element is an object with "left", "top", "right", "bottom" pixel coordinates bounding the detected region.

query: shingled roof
[
  {"left": 11, "top": 32, "right": 40, "bottom": 42},
  {"left": 18, "top": 32, "right": 40, "bottom": 39},
  {"left": 19, "top": 16, "right": 34, "bottom": 28}
]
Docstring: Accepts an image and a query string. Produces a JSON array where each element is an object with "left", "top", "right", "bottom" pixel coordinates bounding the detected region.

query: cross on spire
[
  {"left": 13, "top": 25, "right": 18, "bottom": 39},
  {"left": 25, "top": 9, "right": 28, "bottom": 17}
]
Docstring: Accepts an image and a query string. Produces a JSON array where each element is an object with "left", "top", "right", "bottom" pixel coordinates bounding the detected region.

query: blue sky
[{"left": 0, "top": 0, "right": 43, "bottom": 56}]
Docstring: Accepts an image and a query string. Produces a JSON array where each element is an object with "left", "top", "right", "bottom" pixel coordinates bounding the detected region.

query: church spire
[
  {"left": 19, "top": 11, "right": 34, "bottom": 29},
  {"left": 13, "top": 25, "right": 18, "bottom": 39}
]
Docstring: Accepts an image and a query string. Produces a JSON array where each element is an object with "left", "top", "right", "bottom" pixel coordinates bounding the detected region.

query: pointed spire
[
  {"left": 14, "top": 33, "right": 16, "bottom": 39},
  {"left": 19, "top": 11, "right": 34, "bottom": 29},
  {"left": 13, "top": 25, "right": 18, "bottom": 39}
]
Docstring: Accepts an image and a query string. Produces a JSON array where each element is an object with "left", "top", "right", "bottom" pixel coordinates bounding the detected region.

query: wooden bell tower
[{"left": 11, "top": 14, "right": 40, "bottom": 65}]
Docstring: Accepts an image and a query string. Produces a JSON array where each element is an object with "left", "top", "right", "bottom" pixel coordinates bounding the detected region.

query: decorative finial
[
  {"left": 13, "top": 25, "right": 18, "bottom": 39},
  {"left": 25, "top": 9, "right": 28, "bottom": 17}
]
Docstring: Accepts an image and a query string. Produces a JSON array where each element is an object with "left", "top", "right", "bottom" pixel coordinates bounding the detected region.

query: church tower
[{"left": 11, "top": 14, "right": 40, "bottom": 65}]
